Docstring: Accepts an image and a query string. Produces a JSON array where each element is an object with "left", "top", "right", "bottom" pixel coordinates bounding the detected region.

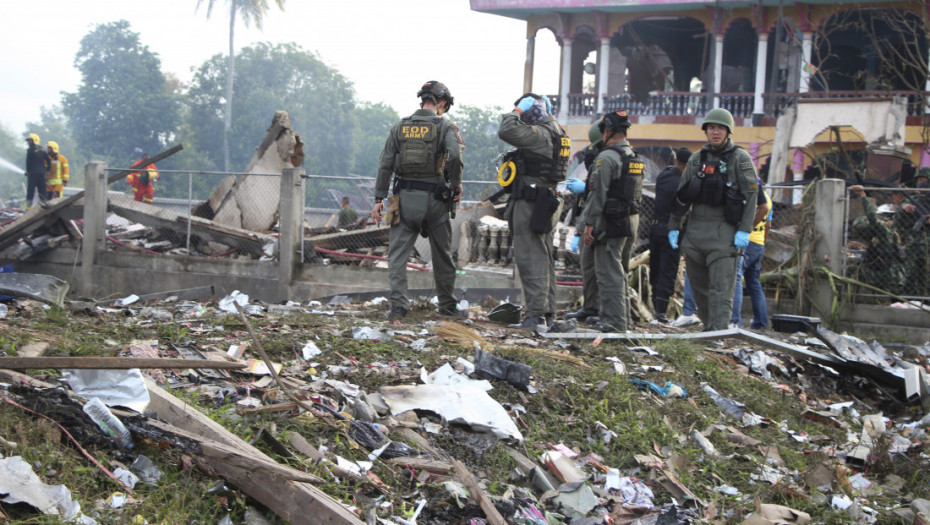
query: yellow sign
[{"left": 628, "top": 161, "right": 645, "bottom": 175}]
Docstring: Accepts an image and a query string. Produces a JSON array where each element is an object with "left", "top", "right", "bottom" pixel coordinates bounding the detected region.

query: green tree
[
  {"left": 453, "top": 104, "right": 510, "bottom": 201},
  {"left": 61, "top": 21, "right": 180, "bottom": 166},
  {"left": 196, "top": 0, "right": 285, "bottom": 173},
  {"left": 187, "top": 42, "right": 356, "bottom": 176},
  {"left": 351, "top": 102, "right": 398, "bottom": 177}
]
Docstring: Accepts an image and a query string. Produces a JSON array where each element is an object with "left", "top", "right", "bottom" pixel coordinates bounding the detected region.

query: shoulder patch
[
  {"left": 740, "top": 161, "right": 753, "bottom": 170},
  {"left": 450, "top": 124, "right": 465, "bottom": 146},
  {"left": 594, "top": 158, "right": 605, "bottom": 168},
  {"left": 748, "top": 182, "right": 758, "bottom": 190}
]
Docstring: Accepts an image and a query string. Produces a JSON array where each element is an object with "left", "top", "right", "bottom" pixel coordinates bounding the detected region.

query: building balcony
[{"left": 551, "top": 91, "right": 929, "bottom": 123}]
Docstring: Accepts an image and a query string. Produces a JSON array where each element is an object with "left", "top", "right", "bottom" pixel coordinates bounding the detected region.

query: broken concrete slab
[
  {"left": 204, "top": 111, "right": 303, "bottom": 232},
  {"left": 0, "top": 272, "right": 69, "bottom": 307}
]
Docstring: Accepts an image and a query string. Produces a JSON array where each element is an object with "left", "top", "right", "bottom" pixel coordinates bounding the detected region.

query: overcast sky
[{"left": 0, "top": 0, "right": 562, "bottom": 137}]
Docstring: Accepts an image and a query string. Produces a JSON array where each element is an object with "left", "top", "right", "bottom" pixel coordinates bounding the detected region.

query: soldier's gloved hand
[
  {"left": 565, "top": 177, "right": 585, "bottom": 194},
  {"left": 668, "top": 230, "right": 679, "bottom": 250},
  {"left": 516, "top": 96, "right": 536, "bottom": 113},
  {"left": 541, "top": 95, "right": 552, "bottom": 113},
  {"left": 734, "top": 231, "right": 750, "bottom": 248},
  {"left": 570, "top": 234, "right": 580, "bottom": 253}
]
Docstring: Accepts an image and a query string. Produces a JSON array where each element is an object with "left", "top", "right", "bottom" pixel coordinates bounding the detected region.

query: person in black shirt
[
  {"left": 649, "top": 147, "right": 690, "bottom": 323},
  {"left": 24, "top": 133, "right": 51, "bottom": 209}
]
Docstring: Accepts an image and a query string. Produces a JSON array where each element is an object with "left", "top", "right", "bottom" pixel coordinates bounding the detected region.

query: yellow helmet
[
  {"left": 26, "top": 133, "right": 40, "bottom": 145},
  {"left": 47, "top": 141, "right": 59, "bottom": 154}
]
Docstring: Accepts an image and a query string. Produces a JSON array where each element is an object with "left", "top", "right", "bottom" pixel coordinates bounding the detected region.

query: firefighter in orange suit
[
  {"left": 46, "top": 141, "right": 69, "bottom": 199},
  {"left": 126, "top": 152, "right": 160, "bottom": 204}
]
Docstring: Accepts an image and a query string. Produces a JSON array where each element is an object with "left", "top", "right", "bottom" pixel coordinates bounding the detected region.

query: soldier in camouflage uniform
[
  {"left": 373, "top": 81, "right": 465, "bottom": 320},
  {"left": 848, "top": 185, "right": 906, "bottom": 294},
  {"left": 498, "top": 93, "right": 571, "bottom": 329},
  {"left": 566, "top": 119, "right": 604, "bottom": 323},
  {"left": 892, "top": 176, "right": 929, "bottom": 297},
  {"left": 581, "top": 110, "right": 645, "bottom": 332}
]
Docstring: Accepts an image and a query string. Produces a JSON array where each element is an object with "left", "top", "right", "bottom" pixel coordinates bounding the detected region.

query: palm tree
[{"left": 196, "top": 0, "right": 285, "bottom": 172}]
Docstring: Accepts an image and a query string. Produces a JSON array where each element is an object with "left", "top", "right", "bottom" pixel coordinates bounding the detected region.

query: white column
[
  {"left": 524, "top": 35, "right": 535, "bottom": 94},
  {"left": 597, "top": 37, "right": 610, "bottom": 115},
  {"left": 799, "top": 31, "right": 813, "bottom": 93},
  {"left": 753, "top": 32, "right": 769, "bottom": 116},
  {"left": 560, "top": 37, "right": 573, "bottom": 122},
  {"left": 713, "top": 33, "right": 724, "bottom": 108},
  {"left": 924, "top": 44, "right": 930, "bottom": 114}
]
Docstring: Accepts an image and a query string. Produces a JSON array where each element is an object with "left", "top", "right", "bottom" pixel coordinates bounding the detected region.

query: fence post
[
  {"left": 810, "top": 178, "right": 846, "bottom": 323},
  {"left": 80, "top": 161, "right": 108, "bottom": 298},
  {"left": 277, "top": 167, "right": 305, "bottom": 302}
]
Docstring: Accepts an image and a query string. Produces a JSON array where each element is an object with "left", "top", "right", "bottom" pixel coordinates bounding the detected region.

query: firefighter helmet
[
  {"left": 26, "top": 133, "right": 40, "bottom": 145},
  {"left": 47, "top": 141, "right": 59, "bottom": 154},
  {"left": 417, "top": 81, "right": 454, "bottom": 110},
  {"left": 701, "top": 108, "right": 735, "bottom": 133}
]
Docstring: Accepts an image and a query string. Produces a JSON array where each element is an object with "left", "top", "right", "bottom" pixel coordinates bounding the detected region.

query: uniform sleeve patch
[
  {"left": 451, "top": 124, "right": 465, "bottom": 146},
  {"left": 740, "top": 161, "right": 753, "bottom": 170},
  {"left": 594, "top": 159, "right": 605, "bottom": 168},
  {"left": 748, "top": 183, "right": 758, "bottom": 190}
]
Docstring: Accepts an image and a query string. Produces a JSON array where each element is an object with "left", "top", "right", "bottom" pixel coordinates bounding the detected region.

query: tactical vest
[
  {"left": 394, "top": 116, "right": 446, "bottom": 178},
  {"left": 518, "top": 123, "right": 571, "bottom": 183},
  {"left": 604, "top": 144, "right": 644, "bottom": 215},
  {"left": 602, "top": 145, "right": 644, "bottom": 238}
]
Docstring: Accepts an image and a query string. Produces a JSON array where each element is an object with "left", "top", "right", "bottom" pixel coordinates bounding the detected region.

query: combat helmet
[
  {"left": 851, "top": 216, "right": 875, "bottom": 239},
  {"left": 588, "top": 117, "right": 603, "bottom": 144},
  {"left": 599, "top": 110, "right": 632, "bottom": 134},
  {"left": 702, "top": 108, "right": 735, "bottom": 133},
  {"left": 417, "top": 81, "right": 454, "bottom": 110}
]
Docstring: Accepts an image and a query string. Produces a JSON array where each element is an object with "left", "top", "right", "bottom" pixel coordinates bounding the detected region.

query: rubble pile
[{"left": 0, "top": 292, "right": 928, "bottom": 524}]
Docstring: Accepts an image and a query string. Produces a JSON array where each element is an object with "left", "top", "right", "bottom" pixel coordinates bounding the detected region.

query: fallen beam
[
  {"left": 108, "top": 195, "right": 271, "bottom": 256},
  {"left": 0, "top": 272, "right": 69, "bottom": 307},
  {"left": 143, "top": 377, "right": 363, "bottom": 525},
  {"left": 307, "top": 225, "right": 390, "bottom": 251},
  {"left": 0, "top": 357, "right": 246, "bottom": 370}
]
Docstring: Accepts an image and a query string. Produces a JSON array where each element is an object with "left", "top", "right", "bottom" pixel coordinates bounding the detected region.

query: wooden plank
[
  {"left": 0, "top": 145, "right": 183, "bottom": 252},
  {"left": 387, "top": 457, "right": 453, "bottom": 475},
  {"left": 452, "top": 459, "right": 506, "bottom": 525},
  {"left": 0, "top": 357, "right": 245, "bottom": 370},
  {"left": 307, "top": 225, "right": 390, "bottom": 251},
  {"left": 143, "top": 377, "right": 363, "bottom": 525},
  {"left": 141, "top": 418, "right": 322, "bottom": 484}
]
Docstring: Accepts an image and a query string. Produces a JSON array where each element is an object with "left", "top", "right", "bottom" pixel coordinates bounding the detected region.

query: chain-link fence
[{"left": 843, "top": 186, "right": 930, "bottom": 302}]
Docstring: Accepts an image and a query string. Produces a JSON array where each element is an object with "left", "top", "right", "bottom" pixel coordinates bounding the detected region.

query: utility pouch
[
  {"left": 676, "top": 174, "right": 702, "bottom": 206},
  {"left": 700, "top": 170, "right": 725, "bottom": 206},
  {"left": 529, "top": 187, "right": 560, "bottom": 234},
  {"left": 434, "top": 184, "right": 452, "bottom": 203},
  {"left": 384, "top": 195, "right": 401, "bottom": 226},
  {"left": 603, "top": 198, "right": 633, "bottom": 238},
  {"left": 723, "top": 184, "right": 746, "bottom": 225}
]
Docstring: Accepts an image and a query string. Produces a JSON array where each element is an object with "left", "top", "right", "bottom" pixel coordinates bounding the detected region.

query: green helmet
[
  {"left": 851, "top": 216, "right": 874, "bottom": 239},
  {"left": 588, "top": 118, "right": 603, "bottom": 144},
  {"left": 702, "top": 108, "right": 735, "bottom": 133}
]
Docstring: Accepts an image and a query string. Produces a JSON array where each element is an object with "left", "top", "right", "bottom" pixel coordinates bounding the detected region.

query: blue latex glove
[
  {"left": 570, "top": 234, "right": 580, "bottom": 253},
  {"left": 565, "top": 177, "right": 585, "bottom": 194},
  {"left": 541, "top": 95, "right": 552, "bottom": 113},
  {"left": 734, "top": 231, "right": 750, "bottom": 248},
  {"left": 516, "top": 96, "right": 535, "bottom": 112},
  {"left": 668, "top": 230, "right": 679, "bottom": 250}
]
